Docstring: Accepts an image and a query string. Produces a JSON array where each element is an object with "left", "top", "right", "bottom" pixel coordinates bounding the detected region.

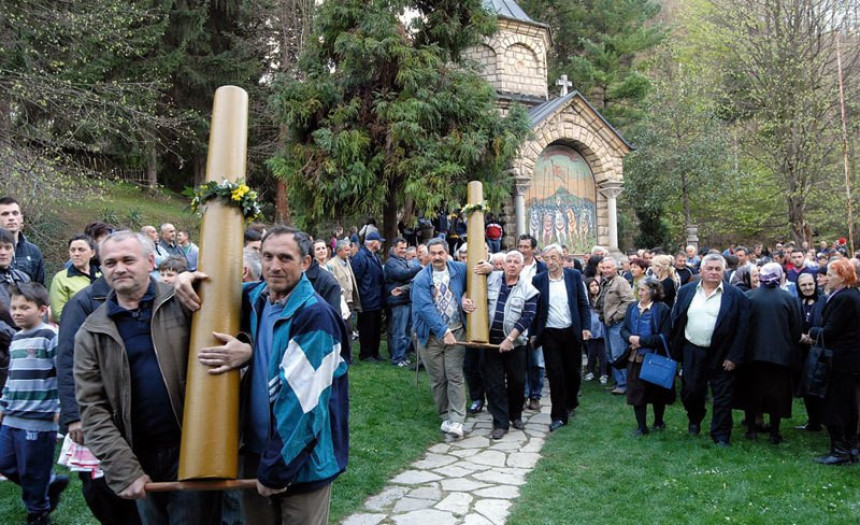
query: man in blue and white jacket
[{"left": 241, "top": 226, "right": 349, "bottom": 525}]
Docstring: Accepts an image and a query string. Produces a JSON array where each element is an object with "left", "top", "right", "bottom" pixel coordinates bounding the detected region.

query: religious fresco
[{"left": 525, "top": 144, "right": 597, "bottom": 254}]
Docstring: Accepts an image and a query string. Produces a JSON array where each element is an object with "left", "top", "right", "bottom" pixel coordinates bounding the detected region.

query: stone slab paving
[{"left": 341, "top": 397, "right": 553, "bottom": 525}]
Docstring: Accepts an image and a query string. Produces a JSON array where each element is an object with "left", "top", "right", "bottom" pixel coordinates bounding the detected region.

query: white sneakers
[
  {"left": 584, "top": 372, "right": 595, "bottom": 381},
  {"left": 599, "top": 375, "right": 609, "bottom": 385},
  {"left": 440, "top": 420, "right": 464, "bottom": 438}
]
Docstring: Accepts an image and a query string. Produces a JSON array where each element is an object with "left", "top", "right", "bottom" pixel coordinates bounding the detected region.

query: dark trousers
[
  {"left": 482, "top": 345, "right": 526, "bottom": 430},
  {"left": 0, "top": 425, "right": 56, "bottom": 514},
  {"left": 542, "top": 327, "right": 581, "bottom": 423},
  {"left": 680, "top": 341, "right": 735, "bottom": 442},
  {"left": 357, "top": 309, "right": 382, "bottom": 360},
  {"left": 824, "top": 371, "right": 860, "bottom": 451},
  {"left": 79, "top": 472, "right": 141, "bottom": 525},
  {"left": 135, "top": 445, "right": 221, "bottom": 525},
  {"left": 586, "top": 338, "right": 607, "bottom": 377},
  {"left": 465, "top": 346, "right": 485, "bottom": 403}
]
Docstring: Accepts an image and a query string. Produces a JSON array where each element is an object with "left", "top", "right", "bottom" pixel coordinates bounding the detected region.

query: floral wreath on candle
[
  {"left": 461, "top": 201, "right": 490, "bottom": 216},
  {"left": 190, "top": 179, "right": 262, "bottom": 221}
]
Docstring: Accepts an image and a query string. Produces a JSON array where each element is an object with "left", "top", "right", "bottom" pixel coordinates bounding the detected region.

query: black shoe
[
  {"left": 359, "top": 356, "right": 377, "bottom": 363},
  {"left": 27, "top": 512, "right": 50, "bottom": 525},
  {"left": 715, "top": 440, "right": 731, "bottom": 448},
  {"left": 527, "top": 398, "right": 541, "bottom": 411},
  {"left": 815, "top": 450, "right": 853, "bottom": 465},
  {"left": 491, "top": 428, "right": 507, "bottom": 440},
  {"left": 652, "top": 422, "right": 666, "bottom": 431},
  {"left": 511, "top": 418, "right": 525, "bottom": 430},
  {"left": 688, "top": 423, "right": 701, "bottom": 436},
  {"left": 632, "top": 427, "right": 649, "bottom": 437},
  {"left": 769, "top": 434, "right": 785, "bottom": 445},
  {"left": 549, "top": 420, "right": 566, "bottom": 432},
  {"left": 468, "top": 400, "right": 485, "bottom": 414},
  {"left": 48, "top": 475, "right": 69, "bottom": 513},
  {"left": 373, "top": 355, "right": 386, "bottom": 362},
  {"left": 795, "top": 423, "right": 823, "bottom": 432}
]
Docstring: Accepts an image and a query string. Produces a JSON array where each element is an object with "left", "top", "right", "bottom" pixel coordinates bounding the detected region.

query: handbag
[
  {"left": 639, "top": 334, "right": 677, "bottom": 389},
  {"left": 801, "top": 333, "right": 833, "bottom": 398}
]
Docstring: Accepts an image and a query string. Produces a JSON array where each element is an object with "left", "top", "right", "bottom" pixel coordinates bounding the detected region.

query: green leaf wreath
[{"left": 190, "top": 179, "right": 262, "bottom": 222}]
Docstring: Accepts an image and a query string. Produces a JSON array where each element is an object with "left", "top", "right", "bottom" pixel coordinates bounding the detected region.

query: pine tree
[
  {"left": 519, "top": 0, "right": 665, "bottom": 128},
  {"left": 268, "top": 0, "right": 530, "bottom": 240}
]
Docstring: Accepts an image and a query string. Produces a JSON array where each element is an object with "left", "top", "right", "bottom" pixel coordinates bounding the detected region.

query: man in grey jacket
[{"left": 597, "top": 257, "right": 635, "bottom": 395}]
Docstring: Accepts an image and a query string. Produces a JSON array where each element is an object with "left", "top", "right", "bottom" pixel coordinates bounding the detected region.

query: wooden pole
[
  {"left": 465, "top": 181, "right": 488, "bottom": 343},
  {"left": 836, "top": 36, "right": 855, "bottom": 255},
  {"left": 178, "top": 86, "right": 247, "bottom": 480},
  {"left": 146, "top": 479, "right": 257, "bottom": 493}
]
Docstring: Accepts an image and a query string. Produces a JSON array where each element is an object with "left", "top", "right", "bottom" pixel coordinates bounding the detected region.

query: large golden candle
[
  {"left": 178, "top": 86, "right": 247, "bottom": 480},
  {"left": 466, "top": 181, "right": 489, "bottom": 343}
]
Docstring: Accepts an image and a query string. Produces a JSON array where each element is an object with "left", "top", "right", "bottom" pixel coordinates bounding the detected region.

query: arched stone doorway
[{"left": 525, "top": 143, "right": 597, "bottom": 253}]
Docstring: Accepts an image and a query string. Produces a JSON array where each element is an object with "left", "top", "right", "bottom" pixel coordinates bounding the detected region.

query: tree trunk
[
  {"left": 787, "top": 195, "right": 806, "bottom": 244},
  {"left": 276, "top": 179, "right": 291, "bottom": 224},
  {"left": 382, "top": 187, "right": 399, "bottom": 260},
  {"left": 146, "top": 141, "right": 158, "bottom": 189}
]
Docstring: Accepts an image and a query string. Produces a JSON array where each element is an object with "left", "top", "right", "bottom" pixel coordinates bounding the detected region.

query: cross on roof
[{"left": 556, "top": 74, "right": 572, "bottom": 96}]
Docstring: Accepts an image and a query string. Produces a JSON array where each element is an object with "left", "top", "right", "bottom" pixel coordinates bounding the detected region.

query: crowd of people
[{"left": 1, "top": 193, "right": 859, "bottom": 524}]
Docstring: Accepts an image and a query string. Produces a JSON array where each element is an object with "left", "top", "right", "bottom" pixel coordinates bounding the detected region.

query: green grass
[
  {"left": 4, "top": 362, "right": 858, "bottom": 524},
  {"left": 508, "top": 379, "right": 860, "bottom": 525}
]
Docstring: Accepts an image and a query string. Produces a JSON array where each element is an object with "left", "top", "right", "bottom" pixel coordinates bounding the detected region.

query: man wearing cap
[{"left": 351, "top": 231, "right": 386, "bottom": 362}]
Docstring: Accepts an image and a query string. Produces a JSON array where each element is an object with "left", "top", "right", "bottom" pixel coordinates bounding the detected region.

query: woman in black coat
[
  {"left": 620, "top": 277, "right": 674, "bottom": 437},
  {"left": 808, "top": 259, "right": 860, "bottom": 465},
  {"left": 796, "top": 271, "right": 826, "bottom": 431},
  {"left": 733, "top": 263, "right": 802, "bottom": 444}
]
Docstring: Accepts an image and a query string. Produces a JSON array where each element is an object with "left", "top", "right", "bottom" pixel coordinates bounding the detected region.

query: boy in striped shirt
[{"left": 0, "top": 283, "right": 68, "bottom": 525}]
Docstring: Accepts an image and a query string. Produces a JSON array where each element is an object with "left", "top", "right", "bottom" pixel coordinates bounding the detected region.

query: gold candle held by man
[
  {"left": 466, "top": 181, "right": 489, "bottom": 343},
  {"left": 178, "top": 86, "right": 247, "bottom": 480}
]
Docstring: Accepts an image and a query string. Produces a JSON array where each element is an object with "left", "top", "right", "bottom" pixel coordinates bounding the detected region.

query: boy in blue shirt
[{"left": 0, "top": 283, "right": 68, "bottom": 525}]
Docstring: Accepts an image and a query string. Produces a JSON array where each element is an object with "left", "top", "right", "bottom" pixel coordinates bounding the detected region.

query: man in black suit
[
  {"left": 531, "top": 244, "right": 591, "bottom": 431},
  {"left": 671, "top": 253, "right": 750, "bottom": 446}
]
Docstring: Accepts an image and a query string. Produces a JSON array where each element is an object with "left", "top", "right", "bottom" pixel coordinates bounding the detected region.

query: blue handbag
[{"left": 639, "top": 334, "right": 676, "bottom": 389}]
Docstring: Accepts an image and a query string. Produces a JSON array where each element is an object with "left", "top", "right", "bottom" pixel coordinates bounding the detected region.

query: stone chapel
[{"left": 465, "top": 0, "right": 633, "bottom": 254}]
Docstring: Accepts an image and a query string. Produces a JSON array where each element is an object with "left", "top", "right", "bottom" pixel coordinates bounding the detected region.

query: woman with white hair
[{"left": 733, "top": 262, "right": 802, "bottom": 444}]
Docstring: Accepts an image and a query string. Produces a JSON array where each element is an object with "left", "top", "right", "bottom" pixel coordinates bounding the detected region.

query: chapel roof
[
  {"left": 482, "top": 0, "right": 537, "bottom": 25},
  {"left": 529, "top": 91, "right": 635, "bottom": 151}
]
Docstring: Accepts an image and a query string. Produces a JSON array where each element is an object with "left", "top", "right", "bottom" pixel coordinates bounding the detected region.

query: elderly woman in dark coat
[
  {"left": 734, "top": 263, "right": 802, "bottom": 444},
  {"left": 620, "top": 277, "right": 674, "bottom": 437},
  {"left": 796, "top": 271, "right": 826, "bottom": 432},
  {"left": 808, "top": 258, "right": 860, "bottom": 465}
]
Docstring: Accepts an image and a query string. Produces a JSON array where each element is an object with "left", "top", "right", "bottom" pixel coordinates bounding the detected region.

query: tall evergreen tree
[
  {"left": 268, "top": 0, "right": 531, "bottom": 241},
  {"left": 519, "top": 0, "right": 665, "bottom": 128}
]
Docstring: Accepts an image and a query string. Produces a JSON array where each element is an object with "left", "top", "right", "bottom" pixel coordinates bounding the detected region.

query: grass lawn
[
  {"left": 508, "top": 379, "right": 860, "bottom": 525},
  {"left": 2, "top": 358, "right": 858, "bottom": 523}
]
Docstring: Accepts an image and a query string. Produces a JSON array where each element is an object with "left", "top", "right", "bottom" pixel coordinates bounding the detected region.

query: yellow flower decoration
[{"left": 231, "top": 184, "right": 249, "bottom": 201}]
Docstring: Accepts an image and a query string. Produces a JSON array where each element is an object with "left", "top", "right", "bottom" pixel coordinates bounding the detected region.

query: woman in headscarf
[
  {"left": 732, "top": 264, "right": 759, "bottom": 292},
  {"left": 734, "top": 262, "right": 802, "bottom": 444},
  {"left": 795, "top": 271, "right": 826, "bottom": 432},
  {"left": 808, "top": 259, "right": 860, "bottom": 464},
  {"left": 620, "top": 277, "right": 674, "bottom": 437}
]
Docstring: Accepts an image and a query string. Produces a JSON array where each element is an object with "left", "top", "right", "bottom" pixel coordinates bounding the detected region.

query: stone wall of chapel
[{"left": 463, "top": 18, "right": 550, "bottom": 101}]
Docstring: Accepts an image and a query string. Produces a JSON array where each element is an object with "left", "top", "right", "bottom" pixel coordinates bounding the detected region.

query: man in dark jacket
[
  {"left": 385, "top": 237, "right": 421, "bottom": 366},
  {"left": 351, "top": 231, "right": 386, "bottom": 361},
  {"left": 304, "top": 258, "right": 342, "bottom": 313},
  {"left": 671, "top": 253, "right": 750, "bottom": 446},
  {"left": 57, "top": 276, "right": 140, "bottom": 525},
  {"left": 531, "top": 244, "right": 591, "bottom": 431},
  {"left": 0, "top": 197, "right": 45, "bottom": 284}
]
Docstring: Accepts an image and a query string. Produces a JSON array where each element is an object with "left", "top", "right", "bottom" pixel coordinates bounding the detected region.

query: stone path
[{"left": 341, "top": 397, "right": 552, "bottom": 525}]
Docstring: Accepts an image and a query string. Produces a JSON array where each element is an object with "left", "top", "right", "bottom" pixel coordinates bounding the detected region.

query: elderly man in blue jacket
[
  {"left": 412, "top": 238, "right": 468, "bottom": 439},
  {"left": 351, "top": 231, "right": 386, "bottom": 362}
]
